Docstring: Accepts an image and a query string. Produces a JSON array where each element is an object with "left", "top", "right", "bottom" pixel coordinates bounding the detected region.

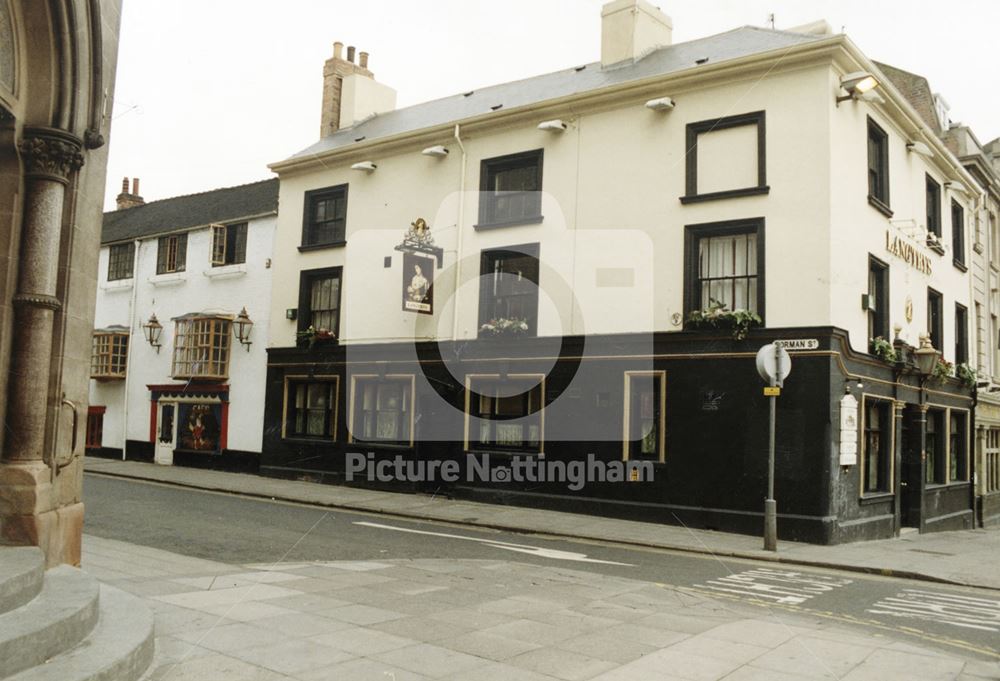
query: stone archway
[{"left": 0, "top": 0, "right": 122, "bottom": 567}]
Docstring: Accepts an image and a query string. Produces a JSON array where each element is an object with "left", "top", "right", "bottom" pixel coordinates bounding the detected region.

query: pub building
[{"left": 262, "top": 1, "right": 979, "bottom": 543}]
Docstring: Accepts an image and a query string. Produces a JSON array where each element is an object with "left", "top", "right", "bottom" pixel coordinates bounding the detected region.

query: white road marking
[
  {"left": 698, "top": 567, "right": 852, "bottom": 605},
  {"left": 867, "top": 589, "right": 1000, "bottom": 632},
  {"left": 353, "top": 521, "right": 634, "bottom": 566}
]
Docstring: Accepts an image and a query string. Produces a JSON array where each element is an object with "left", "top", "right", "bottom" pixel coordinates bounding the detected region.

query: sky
[{"left": 103, "top": 0, "right": 1000, "bottom": 210}]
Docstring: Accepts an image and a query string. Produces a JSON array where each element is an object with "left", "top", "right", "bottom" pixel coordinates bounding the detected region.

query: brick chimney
[
  {"left": 320, "top": 42, "right": 397, "bottom": 137},
  {"left": 601, "top": 0, "right": 673, "bottom": 67},
  {"left": 115, "top": 177, "right": 145, "bottom": 210}
]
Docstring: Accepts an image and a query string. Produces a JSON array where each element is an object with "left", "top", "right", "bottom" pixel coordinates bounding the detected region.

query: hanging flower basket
[
  {"left": 869, "top": 336, "right": 898, "bottom": 363},
  {"left": 296, "top": 325, "right": 336, "bottom": 348}
]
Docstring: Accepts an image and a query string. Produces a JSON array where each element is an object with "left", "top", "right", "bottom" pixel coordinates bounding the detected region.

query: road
[{"left": 83, "top": 474, "right": 1000, "bottom": 662}]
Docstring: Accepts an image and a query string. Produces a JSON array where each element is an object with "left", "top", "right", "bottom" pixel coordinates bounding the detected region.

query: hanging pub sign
[
  {"left": 402, "top": 251, "right": 434, "bottom": 314},
  {"left": 394, "top": 218, "right": 444, "bottom": 315}
]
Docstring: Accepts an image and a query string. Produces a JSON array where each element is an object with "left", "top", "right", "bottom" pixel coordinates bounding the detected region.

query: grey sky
[{"left": 104, "top": 0, "right": 1000, "bottom": 210}]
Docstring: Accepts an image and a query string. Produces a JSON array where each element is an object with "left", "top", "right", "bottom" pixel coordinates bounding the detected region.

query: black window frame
[
  {"left": 284, "top": 377, "right": 339, "bottom": 441},
  {"left": 625, "top": 371, "right": 665, "bottom": 463},
  {"left": 867, "top": 117, "right": 891, "bottom": 216},
  {"left": 926, "top": 175, "right": 941, "bottom": 238},
  {"left": 211, "top": 222, "right": 248, "bottom": 267},
  {"left": 300, "top": 184, "right": 348, "bottom": 250},
  {"left": 952, "top": 199, "right": 966, "bottom": 270},
  {"left": 927, "top": 288, "right": 943, "bottom": 355},
  {"left": 683, "top": 218, "right": 765, "bottom": 323},
  {"left": 476, "top": 149, "right": 544, "bottom": 229},
  {"left": 862, "top": 398, "right": 891, "bottom": 495},
  {"left": 955, "top": 303, "right": 968, "bottom": 365},
  {"left": 478, "top": 243, "right": 540, "bottom": 338},
  {"left": 467, "top": 375, "right": 544, "bottom": 454},
  {"left": 949, "top": 410, "right": 968, "bottom": 483},
  {"left": 867, "top": 256, "right": 889, "bottom": 343},
  {"left": 297, "top": 266, "right": 343, "bottom": 339},
  {"left": 926, "top": 408, "right": 946, "bottom": 485},
  {"left": 107, "top": 242, "right": 135, "bottom": 281},
  {"left": 350, "top": 376, "right": 413, "bottom": 447},
  {"left": 682, "top": 110, "right": 768, "bottom": 204},
  {"left": 155, "top": 233, "right": 187, "bottom": 274}
]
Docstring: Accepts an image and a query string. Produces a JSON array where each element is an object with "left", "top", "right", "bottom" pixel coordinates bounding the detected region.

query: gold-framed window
[
  {"left": 171, "top": 316, "right": 232, "bottom": 379},
  {"left": 90, "top": 331, "right": 129, "bottom": 379}
]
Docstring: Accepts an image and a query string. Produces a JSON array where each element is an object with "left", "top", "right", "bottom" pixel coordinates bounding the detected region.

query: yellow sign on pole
[{"left": 763, "top": 386, "right": 781, "bottom": 397}]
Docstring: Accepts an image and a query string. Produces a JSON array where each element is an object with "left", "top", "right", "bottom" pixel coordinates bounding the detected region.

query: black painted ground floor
[{"left": 252, "top": 327, "right": 975, "bottom": 544}]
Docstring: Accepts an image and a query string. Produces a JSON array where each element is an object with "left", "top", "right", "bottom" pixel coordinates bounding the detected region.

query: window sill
[
  {"left": 349, "top": 441, "right": 413, "bottom": 451},
  {"left": 283, "top": 436, "right": 336, "bottom": 445},
  {"left": 101, "top": 279, "right": 134, "bottom": 292},
  {"left": 171, "top": 375, "right": 229, "bottom": 381},
  {"left": 91, "top": 375, "right": 126, "bottom": 382},
  {"left": 149, "top": 273, "right": 186, "bottom": 286},
  {"left": 925, "top": 481, "right": 971, "bottom": 490},
  {"left": 867, "top": 195, "right": 894, "bottom": 218},
  {"left": 926, "top": 239, "right": 945, "bottom": 256},
  {"left": 466, "top": 448, "right": 544, "bottom": 458},
  {"left": 204, "top": 264, "right": 247, "bottom": 279},
  {"left": 680, "top": 186, "right": 770, "bottom": 204},
  {"left": 474, "top": 215, "right": 544, "bottom": 230},
  {"left": 953, "top": 259, "right": 968, "bottom": 272},
  {"left": 298, "top": 241, "right": 346, "bottom": 252},
  {"left": 859, "top": 492, "right": 893, "bottom": 505}
]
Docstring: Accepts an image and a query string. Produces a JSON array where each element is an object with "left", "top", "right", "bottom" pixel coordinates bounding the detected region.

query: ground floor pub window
[
  {"left": 949, "top": 410, "right": 969, "bottom": 482},
  {"left": 624, "top": 371, "right": 665, "bottom": 462},
  {"left": 926, "top": 408, "right": 946, "bottom": 484},
  {"left": 467, "top": 375, "right": 543, "bottom": 453},
  {"left": 862, "top": 398, "right": 891, "bottom": 493},
  {"left": 284, "top": 377, "right": 338, "bottom": 440},
  {"left": 351, "top": 376, "right": 413, "bottom": 446}
]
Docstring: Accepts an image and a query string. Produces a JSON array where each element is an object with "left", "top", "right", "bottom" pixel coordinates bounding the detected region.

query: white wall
[
  {"left": 269, "top": 62, "right": 837, "bottom": 347},
  {"left": 828, "top": 66, "right": 973, "bottom": 358},
  {"left": 89, "top": 215, "right": 276, "bottom": 453}
]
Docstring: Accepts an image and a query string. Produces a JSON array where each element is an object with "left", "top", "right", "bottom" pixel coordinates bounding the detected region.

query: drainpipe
[
  {"left": 120, "top": 238, "right": 141, "bottom": 459},
  {"left": 451, "top": 124, "right": 467, "bottom": 342}
]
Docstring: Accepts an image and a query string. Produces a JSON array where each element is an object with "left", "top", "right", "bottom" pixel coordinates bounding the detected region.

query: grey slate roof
[
  {"left": 286, "top": 26, "right": 825, "bottom": 162},
  {"left": 872, "top": 61, "right": 942, "bottom": 136},
  {"left": 101, "top": 178, "right": 279, "bottom": 245}
]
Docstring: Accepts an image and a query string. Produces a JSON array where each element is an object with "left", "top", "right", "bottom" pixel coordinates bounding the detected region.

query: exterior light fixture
[
  {"left": 906, "top": 141, "right": 934, "bottom": 158},
  {"left": 944, "top": 180, "right": 969, "bottom": 195},
  {"left": 537, "top": 119, "right": 567, "bottom": 132},
  {"left": 913, "top": 333, "right": 941, "bottom": 378},
  {"left": 351, "top": 161, "right": 377, "bottom": 172},
  {"left": 142, "top": 313, "right": 163, "bottom": 353},
  {"left": 421, "top": 145, "right": 449, "bottom": 157},
  {"left": 836, "top": 71, "right": 879, "bottom": 104},
  {"left": 645, "top": 97, "right": 675, "bottom": 111},
  {"left": 233, "top": 307, "right": 254, "bottom": 351}
]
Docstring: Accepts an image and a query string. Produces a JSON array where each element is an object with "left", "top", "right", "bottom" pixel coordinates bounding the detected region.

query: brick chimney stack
[
  {"left": 319, "top": 41, "right": 397, "bottom": 137},
  {"left": 115, "top": 176, "right": 145, "bottom": 210}
]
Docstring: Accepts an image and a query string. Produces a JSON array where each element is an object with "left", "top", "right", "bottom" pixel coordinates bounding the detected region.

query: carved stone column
[{"left": 0, "top": 127, "right": 84, "bottom": 565}]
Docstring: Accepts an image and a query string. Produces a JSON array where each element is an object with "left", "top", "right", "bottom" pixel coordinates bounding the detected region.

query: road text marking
[
  {"left": 698, "top": 567, "right": 852, "bottom": 605},
  {"left": 353, "top": 521, "right": 633, "bottom": 566},
  {"left": 867, "top": 589, "right": 1000, "bottom": 632}
]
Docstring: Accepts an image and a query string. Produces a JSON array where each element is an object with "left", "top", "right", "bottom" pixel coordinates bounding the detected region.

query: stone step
[
  {"left": 0, "top": 566, "right": 99, "bottom": 678},
  {"left": 5, "top": 584, "right": 154, "bottom": 681},
  {"left": 0, "top": 547, "right": 44, "bottom": 614}
]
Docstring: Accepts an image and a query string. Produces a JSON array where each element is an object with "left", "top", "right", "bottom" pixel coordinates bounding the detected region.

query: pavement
[
  {"left": 83, "top": 457, "right": 1000, "bottom": 591},
  {"left": 83, "top": 534, "right": 1000, "bottom": 681}
]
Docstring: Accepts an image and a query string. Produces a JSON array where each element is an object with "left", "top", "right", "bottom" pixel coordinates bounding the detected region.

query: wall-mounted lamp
[
  {"left": 142, "top": 313, "right": 163, "bottom": 353},
  {"left": 906, "top": 141, "right": 934, "bottom": 158},
  {"left": 944, "top": 180, "right": 969, "bottom": 196},
  {"left": 913, "top": 333, "right": 941, "bottom": 378},
  {"left": 233, "top": 307, "right": 254, "bottom": 351},
  {"left": 351, "top": 161, "right": 377, "bottom": 172},
  {"left": 645, "top": 97, "right": 675, "bottom": 111},
  {"left": 836, "top": 71, "right": 879, "bottom": 104},
  {"left": 537, "top": 119, "right": 567, "bottom": 132},
  {"left": 421, "top": 145, "right": 449, "bottom": 157}
]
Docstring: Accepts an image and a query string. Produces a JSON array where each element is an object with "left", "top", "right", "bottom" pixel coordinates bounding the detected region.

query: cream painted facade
[{"left": 269, "top": 41, "right": 976, "bottom": 359}]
